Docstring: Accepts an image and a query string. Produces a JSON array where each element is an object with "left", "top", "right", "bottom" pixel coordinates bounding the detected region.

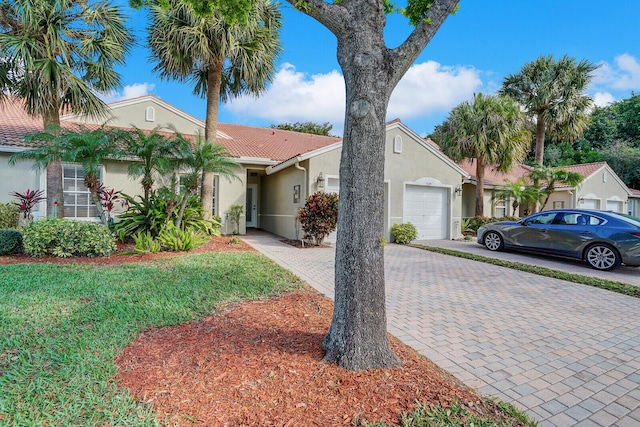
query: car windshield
[{"left": 608, "top": 212, "right": 640, "bottom": 227}]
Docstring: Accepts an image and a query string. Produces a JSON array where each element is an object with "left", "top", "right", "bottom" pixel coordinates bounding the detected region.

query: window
[
  {"left": 63, "top": 164, "right": 100, "bottom": 219},
  {"left": 145, "top": 106, "right": 155, "bottom": 122},
  {"left": 393, "top": 135, "right": 402, "bottom": 153},
  {"left": 553, "top": 201, "right": 565, "bottom": 209},
  {"left": 524, "top": 212, "right": 557, "bottom": 225},
  {"left": 179, "top": 174, "right": 219, "bottom": 215},
  {"left": 494, "top": 198, "right": 507, "bottom": 218}
]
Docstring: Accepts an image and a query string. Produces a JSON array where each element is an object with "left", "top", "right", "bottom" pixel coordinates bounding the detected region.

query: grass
[
  {"left": 412, "top": 244, "right": 640, "bottom": 298},
  {"left": 0, "top": 252, "right": 301, "bottom": 426}
]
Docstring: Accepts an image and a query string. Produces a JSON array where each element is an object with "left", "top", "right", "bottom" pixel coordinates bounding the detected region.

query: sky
[{"left": 104, "top": 1, "right": 640, "bottom": 137}]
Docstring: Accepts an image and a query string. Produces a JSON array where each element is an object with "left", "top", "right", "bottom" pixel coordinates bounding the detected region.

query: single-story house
[
  {"left": 460, "top": 160, "right": 635, "bottom": 218},
  {"left": 1, "top": 95, "right": 470, "bottom": 240}
]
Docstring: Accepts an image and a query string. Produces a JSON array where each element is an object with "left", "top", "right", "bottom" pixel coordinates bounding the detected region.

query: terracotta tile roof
[
  {"left": 1, "top": 97, "right": 341, "bottom": 162},
  {"left": 629, "top": 188, "right": 640, "bottom": 196},
  {"left": 460, "top": 159, "right": 533, "bottom": 186}
]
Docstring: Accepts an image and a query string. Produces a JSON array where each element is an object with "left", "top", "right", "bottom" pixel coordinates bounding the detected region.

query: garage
[
  {"left": 403, "top": 184, "right": 448, "bottom": 240},
  {"left": 606, "top": 199, "right": 623, "bottom": 212}
]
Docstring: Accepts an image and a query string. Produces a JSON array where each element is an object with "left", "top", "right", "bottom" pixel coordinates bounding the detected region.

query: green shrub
[
  {"left": 390, "top": 222, "right": 418, "bottom": 244},
  {"left": 132, "top": 230, "right": 161, "bottom": 254},
  {"left": 298, "top": 191, "right": 339, "bottom": 245},
  {"left": 157, "top": 224, "right": 208, "bottom": 252},
  {"left": 465, "top": 216, "right": 519, "bottom": 233},
  {"left": 0, "top": 203, "right": 19, "bottom": 229},
  {"left": 0, "top": 229, "right": 23, "bottom": 255},
  {"left": 23, "top": 219, "right": 115, "bottom": 258}
]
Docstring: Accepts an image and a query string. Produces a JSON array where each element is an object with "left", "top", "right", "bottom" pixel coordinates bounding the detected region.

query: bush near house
[
  {"left": 23, "top": 219, "right": 116, "bottom": 258},
  {"left": 465, "top": 216, "right": 519, "bottom": 234},
  {"left": 0, "top": 203, "right": 20, "bottom": 229},
  {"left": 390, "top": 222, "right": 418, "bottom": 244},
  {"left": 0, "top": 229, "right": 23, "bottom": 255},
  {"left": 298, "top": 192, "right": 339, "bottom": 245}
]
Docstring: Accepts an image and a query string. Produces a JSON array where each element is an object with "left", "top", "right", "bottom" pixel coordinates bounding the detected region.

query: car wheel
[
  {"left": 484, "top": 231, "right": 504, "bottom": 252},
  {"left": 585, "top": 244, "right": 621, "bottom": 271}
]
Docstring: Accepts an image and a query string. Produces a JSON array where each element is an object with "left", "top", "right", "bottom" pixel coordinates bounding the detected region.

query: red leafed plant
[
  {"left": 96, "top": 183, "right": 127, "bottom": 223},
  {"left": 10, "top": 188, "right": 45, "bottom": 219},
  {"left": 298, "top": 191, "right": 338, "bottom": 245}
]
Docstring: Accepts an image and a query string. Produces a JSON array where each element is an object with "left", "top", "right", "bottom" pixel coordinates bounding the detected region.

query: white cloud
[
  {"left": 389, "top": 61, "right": 483, "bottom": 119},
  {"left": 99, "top": 82, "right": 156, "bottom": 103},
  {"left": 225, "top": 63, "right": 346, "bottom": 132},
  {"left": 593, "top": 91, "right": 615, "bottom": 107},
  {"left": 225, "top": 61, "right": 483, "bottom": 135},
  {"left": 592, "top": 54, "right": 640, "bottom": 90}
]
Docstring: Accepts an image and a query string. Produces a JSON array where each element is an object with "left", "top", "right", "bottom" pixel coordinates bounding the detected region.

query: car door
[
  {"left": 545, "top": 212, "right": 600, "bottom": 258},
  {"left": 508, "top": 211, "right": 560, "bottom": 250}
]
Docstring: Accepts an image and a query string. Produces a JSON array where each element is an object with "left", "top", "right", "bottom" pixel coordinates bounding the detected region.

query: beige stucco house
[
  {"left": 460, "top": 160, "right": 635, "bottom": 218},
  {"left": 1, "top": 96, "right": 469, "bottom": 240}
]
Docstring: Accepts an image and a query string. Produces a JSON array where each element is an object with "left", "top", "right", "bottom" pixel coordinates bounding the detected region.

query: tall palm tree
[
  {"left": 433, "top": 93, "right": 531, "bottom": 217},
  {"left": 147, "top": 0, "right": 282, "bottom": 218},
  {"left": 527, "top": 164, "right": 583, "bottom": 211},
  {"left": 0, "top": 0, "right": 133, "bottom": 217},
  {"left": 9, "top": 127, "right": 122, "bottom": 224},
  {"left": 500, "top": 55, "right": 598, "bottom": 166},
  {"left": 173, "top": 134, "right": 239, "bottom": 228}
]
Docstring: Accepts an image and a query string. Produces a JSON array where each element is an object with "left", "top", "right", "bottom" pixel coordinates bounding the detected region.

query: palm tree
[
  {"left": 527, "top": 165, "right": 584, "bottom": 211},
  {"left": 173, "top": 134, "right": 239, "bottom": 228},
  {"left": 500, "top": 55, "right": 598, "bottom": 166},
  {"left": 492, "top": 179, "right": 539, "bottom": 217},
  {"left": 9, "top": 127, "right": 122, "bottom": 224},
  {"left": 0, "top": 0, "right": 133, "bottom": 217},
  {"left": 433, "top": 93, "right": 531, "bottom": 217},
  {"left": 147, "top": 0, "right": 282, "bottom": 218},
  {"left": 116, "top": 127, "right": 186, "bottom": 207}
]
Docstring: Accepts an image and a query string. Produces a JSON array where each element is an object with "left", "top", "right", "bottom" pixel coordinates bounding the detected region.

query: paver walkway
[{"left": 242, "top": 231, "right": 640, "bottom": 427}]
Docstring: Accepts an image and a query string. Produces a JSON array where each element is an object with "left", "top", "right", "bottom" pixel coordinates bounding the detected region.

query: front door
[{"left": 246, "top": 184, "right": 258, "bottom": 228}]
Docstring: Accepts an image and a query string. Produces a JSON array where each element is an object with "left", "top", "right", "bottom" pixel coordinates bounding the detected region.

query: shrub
[
  {"left": 10, "top": 188, "right": 45, "bottom": 220},
  {"left": 157, "top": 224, "right": 208, "bottom": 252},
  {"left": 132, "top": 230, "right": 161, "bottom": 254},
  {"left": 228, "top": 204, "right": 244, "bottom": 234},
  {"left": 298, "top": 191, "right": 338, "bottom": 245},
  {"left": 0, "top": 229, "right": 23, "bottom": 255},
  {"left": 390, "top": 222, "right": 418, "bottom": 244},
  {"left": 0, "top": 203, "right": 19, "bottom": 229},
  {"left": 23, "top": 219, "right": 115, "bottom": 258},
  {"left": 465, "top": 216, "right": 519, "bottom": 233}
]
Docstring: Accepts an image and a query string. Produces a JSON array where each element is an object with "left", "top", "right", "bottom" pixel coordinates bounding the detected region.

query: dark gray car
[{"left": 477, "top": 209, "right": 640, "bottom": 271}]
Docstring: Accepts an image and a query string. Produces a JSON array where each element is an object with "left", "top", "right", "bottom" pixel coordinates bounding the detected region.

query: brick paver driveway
[{"left": 242, "top": 231, "right": 640, "bottom": 427}]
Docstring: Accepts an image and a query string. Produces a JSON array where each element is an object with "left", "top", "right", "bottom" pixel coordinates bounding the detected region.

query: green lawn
[{"left": 0, "top": 252, "right": 301, "bottom": 426}]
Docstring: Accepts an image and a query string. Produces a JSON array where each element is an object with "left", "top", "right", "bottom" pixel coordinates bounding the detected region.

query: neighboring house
[
  {"left": 1, "top": 96, "right": 469, "bottom": 240},
  {"left": 460, "top": 160, "right": 633, "bottom": 218},
  {"left": 626, "top": 188, "right": 640, "bottom": 217}
]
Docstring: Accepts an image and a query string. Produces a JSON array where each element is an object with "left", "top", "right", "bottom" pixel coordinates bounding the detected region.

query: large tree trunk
[
  {"left": 475, "top": 157, "right": 485, "bottom": 217},
  {"left": 201, "top": 57, "right": 224, "bottom": 219},
  {"left": 535, "top": 114, "right": 546, "bottom": 166},
  {"left": 287, "top": 0, "right": 459, "bottom": 371},
  {"left": 43, "top": 108, "right": 64, "bottom": 218}
]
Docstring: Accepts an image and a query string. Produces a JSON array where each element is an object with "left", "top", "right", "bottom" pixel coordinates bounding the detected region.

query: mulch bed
[{"left": 2, "top": 234, "right": 516, "bottom": 426}]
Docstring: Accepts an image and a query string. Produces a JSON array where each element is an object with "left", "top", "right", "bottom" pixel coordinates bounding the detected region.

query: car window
[
  {"left": 557, "top": 213, "right": 603, "bottom": 226},
  {"left": 525, "top": 212, "right": 557, "bottom": 225}
]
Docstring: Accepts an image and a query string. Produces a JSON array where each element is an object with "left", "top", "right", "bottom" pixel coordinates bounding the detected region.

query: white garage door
[
  {"left": 581, "top": 199, "right": 599, "bottom": 210},
  {"left": 606, "top": 200, "right": 623, "bottom": 212},
  {"left": 403, "top": 185, "right": 448, "bottom": 240}
]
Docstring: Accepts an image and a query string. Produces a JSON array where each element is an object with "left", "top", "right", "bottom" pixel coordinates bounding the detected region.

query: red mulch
[{"left": 2, "top": 235, "right": 516, "bottom": 426}]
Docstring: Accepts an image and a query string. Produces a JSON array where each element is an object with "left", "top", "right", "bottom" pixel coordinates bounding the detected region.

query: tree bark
[
  {"left": 475, "top": 157, "right": 485, "bottom": 217},
  {"left": 201, "top": 57, "right": 224, "bottom": 219},
  {"left": 286, "top": 0, "right": 459, "bottom": 370},
  {"left": 43, "top": 108, "right": 64, "bottom": 218},
  {"left": 535, "top": 114, "right": 546, "bottom": 166}
]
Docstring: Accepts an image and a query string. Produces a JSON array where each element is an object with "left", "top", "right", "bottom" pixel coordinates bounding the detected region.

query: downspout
[{"left": 294, "top": 161, "right": 307, "bottom": 200}]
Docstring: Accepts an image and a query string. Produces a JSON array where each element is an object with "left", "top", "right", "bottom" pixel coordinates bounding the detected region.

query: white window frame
[
  {"left": 393, "top": 135, "right": 402, "bottom": 154},
  {"left": 145, "top": 106, "right": 155, "bottom": 122},
  {"left": 63, "top": 163, "right": 103, "bottom": 220},
  {"left": 494, "top": 197, "right": 507, "bottom": 218}
]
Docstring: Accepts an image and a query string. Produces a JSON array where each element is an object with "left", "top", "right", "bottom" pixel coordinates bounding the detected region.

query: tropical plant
[
  {"left": 116, "top": 127, "right": 187, "bottom": 206},
  {"left": 390, "top": 222, "right": 418, "bottom": 244},
  {"left": 0, "top": 0, "right": 133, "bottom": 216},
  {"left": 432, "top": 93, "right": 531, "bottom": 217},
  {"left": 156, "top": 223, "right": 209, "bottom": 252},
  {"left": 146, "top": 0, "right": 282, "bottom": 218},
  {"left": 9, "top": 127, "right": 122, "bottom": 224},
  {"left": 96, "top": 184, "right": 126, "bottom": 224},
  {"left": 492, "top": 179, "right": 540, "bottom": 217},
  {"left": 228, "top": 204, "right": 244, "bottom": 234},
  {"left": 527, "top": 165, "right": 584, "bottom": 211},
  {"left": 10, "top": 188, "right": 45, "bottom": 220},
  {"left": 298, "top": 192, "right": 339, "bottom": 246},
  {"left": 172, "top": 134, "right": 239, "bottom": 228},
  {"left": 132, "top": 230, "right": 162, "bottom": 254},
  {"left": 500, "top": 55, "right": 598, "bottom": 165}
]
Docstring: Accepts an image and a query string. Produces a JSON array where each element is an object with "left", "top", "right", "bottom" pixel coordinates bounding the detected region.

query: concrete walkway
[{"left": 242, "top": 231, "right": 640, "bottom": 427}]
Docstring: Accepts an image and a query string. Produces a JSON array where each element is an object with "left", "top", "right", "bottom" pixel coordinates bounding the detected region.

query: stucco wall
[
  {"left": 575, "top": 167, "right": 629, "bottom": 210},
  {"left": 260, "top": 164, "right": 309, "bottom": 240},
  {"left": 0, "top": 153, "right": 43, "bottom": 215}
]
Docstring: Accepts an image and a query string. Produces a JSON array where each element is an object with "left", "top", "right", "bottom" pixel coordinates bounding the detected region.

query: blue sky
[{"left": 105, "top": 1, "right": 640, "bottom": 137}]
